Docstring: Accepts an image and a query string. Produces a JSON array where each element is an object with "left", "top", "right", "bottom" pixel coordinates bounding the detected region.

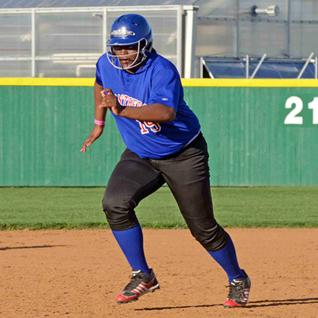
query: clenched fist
[{"left": 99, "top": 89, "right": 124, "bottom": 116}]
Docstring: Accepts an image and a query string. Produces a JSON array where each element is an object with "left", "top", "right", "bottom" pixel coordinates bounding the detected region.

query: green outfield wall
[{"left": 1, "top": 79, "right": 317, "bottom": 186}]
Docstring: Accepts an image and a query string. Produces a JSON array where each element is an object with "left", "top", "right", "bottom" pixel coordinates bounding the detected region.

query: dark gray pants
[{"left": 102, "top": 133, "right": 228, "bottom": 251}]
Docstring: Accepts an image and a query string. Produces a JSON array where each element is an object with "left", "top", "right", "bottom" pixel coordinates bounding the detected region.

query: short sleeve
[
  {"left": 148, "top": 65, "right": 182, "bottom": 111},
  {"left": 95, "top": 59, "right": 103, "bottom": 86}
]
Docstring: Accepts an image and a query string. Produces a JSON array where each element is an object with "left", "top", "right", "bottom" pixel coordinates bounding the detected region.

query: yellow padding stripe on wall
[
  {"left": 182, "top": 78, "right": 318, "bottom": 87},
  {"left": 0, "top": 78, "right": 317, "bottom": 87},
  {"left": 0, "top": 78, "right": 95, "bottom": 87}
]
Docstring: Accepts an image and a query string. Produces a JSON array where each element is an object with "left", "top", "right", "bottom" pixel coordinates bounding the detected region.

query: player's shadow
[
  {"left": 135, "top": 297, "right": 318, "bottom": 311},
  {"left": 245, "top": 297, "right": 318, "bottom": 308},
  {"left": 0, "top": 244, "right": 65, "bottom": 251}
]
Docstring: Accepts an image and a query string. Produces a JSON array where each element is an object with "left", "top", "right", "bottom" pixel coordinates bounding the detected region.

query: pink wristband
[{"left": 94, "top": 119, "right": 105, "bottom": 126}]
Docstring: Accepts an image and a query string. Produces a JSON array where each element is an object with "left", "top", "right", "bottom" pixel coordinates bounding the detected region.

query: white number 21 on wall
[{"left": 284, "top": 96, "right": 318, "bottom": 125}]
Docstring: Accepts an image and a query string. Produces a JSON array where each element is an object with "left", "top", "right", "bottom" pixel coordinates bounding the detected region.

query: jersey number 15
[{"left": 137, "top": 120, "right": 162, "bottom": 134}]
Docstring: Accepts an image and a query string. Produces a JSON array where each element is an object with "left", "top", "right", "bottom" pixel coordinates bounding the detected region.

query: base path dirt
[{"left": 0, "top": 229, "right": 317, "bottom": 318}]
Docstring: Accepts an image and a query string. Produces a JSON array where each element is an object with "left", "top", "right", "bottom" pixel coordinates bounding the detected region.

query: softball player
[{"left": 81, "top": 14, "right": 251, "bottom": 307}]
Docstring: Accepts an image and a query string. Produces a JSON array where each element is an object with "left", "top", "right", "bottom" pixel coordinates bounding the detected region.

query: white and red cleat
[
  {"left": 224, "top": 270, "right": 251, "bottom": 308},
  {"left": 116, "top": 269, "right": 160, "bottom": 304}
]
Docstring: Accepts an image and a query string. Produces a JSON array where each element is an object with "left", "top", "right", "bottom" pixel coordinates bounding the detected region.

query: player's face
[{"left": 112, "top": 44, "right": 140, "bottom": 69}]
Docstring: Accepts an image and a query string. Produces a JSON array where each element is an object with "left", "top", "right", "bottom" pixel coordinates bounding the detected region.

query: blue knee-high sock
[
  {"left": 208, "top": 235, "right": 245, "bottom": 282},
  {"left": 112, "top": 224, "right": 150, "bottom": 274}
]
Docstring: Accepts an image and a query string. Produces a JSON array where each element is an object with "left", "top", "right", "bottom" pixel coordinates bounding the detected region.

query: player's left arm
[
  {"left": 117, "top": 103, "right": 176, "bottom": 122},
  {"left": 99, "top": 88, "right": 175, "bottom": 122},
  {"left": 100, "top": 64, "right": 181, "bottom": 122}
]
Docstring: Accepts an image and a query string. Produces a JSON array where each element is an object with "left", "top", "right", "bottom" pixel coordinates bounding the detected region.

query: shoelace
[
  {"left": 124, "top": 272, "right": 145, "bottom": 291},
  {"left": 226, "top": 281, "right": 244, "bottom": 298}
]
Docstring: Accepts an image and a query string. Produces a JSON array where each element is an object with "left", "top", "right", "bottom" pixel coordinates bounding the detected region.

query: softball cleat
[
  {"left": 224, "top": 270, "right": 251, "bottom": 308},
  {"left": 116, "top": 269, "right": 160, "bottom": 304}
]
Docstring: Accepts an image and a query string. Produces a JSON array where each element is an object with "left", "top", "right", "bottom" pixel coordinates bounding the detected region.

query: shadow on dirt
[
  {"left": 135, "top": 297, "right": 318, "bottom": 311},
  {"left": 0, "top": 245, "right": 65, "bottom": 251},
  {"left": 246, "top": 298, "right": 318, "bottom": 308}
]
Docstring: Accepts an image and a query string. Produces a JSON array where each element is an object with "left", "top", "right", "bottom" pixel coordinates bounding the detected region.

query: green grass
[{"left": 0, "top": 187, "right": 317, "bottom": 230}]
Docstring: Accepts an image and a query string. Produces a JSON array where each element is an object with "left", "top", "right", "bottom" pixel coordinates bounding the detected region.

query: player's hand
[
  {"left": 80, "top": 125, "right": 104, "bottom": 153},
  {"left": 100, "top": 89, "right": 123, "bottom": 116}
]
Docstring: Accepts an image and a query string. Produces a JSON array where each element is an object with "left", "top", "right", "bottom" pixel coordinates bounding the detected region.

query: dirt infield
[{"left": 1, "top": 229, "right": 317, "bottom": 318}]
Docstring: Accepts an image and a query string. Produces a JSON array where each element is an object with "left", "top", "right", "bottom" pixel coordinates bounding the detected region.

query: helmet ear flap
[
  {"left": 140, "top": 39, "right": 153, "bottom": 53},
  {"left": 146, "top": 40, "right": 153, "bottom": 52}
]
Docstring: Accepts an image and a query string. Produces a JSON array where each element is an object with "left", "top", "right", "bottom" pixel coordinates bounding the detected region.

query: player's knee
[
  {"left": 102, "top": 193, "right": 119, "bottom": 215},
  {"left": 102, "top": 194, "right": 138, "bottom": 230},
  {"left": 102, "top": 193, "right": 126, "bottom": 220},
  {"left": 189, "top": 222, "right": 228, "bottom": 251}
]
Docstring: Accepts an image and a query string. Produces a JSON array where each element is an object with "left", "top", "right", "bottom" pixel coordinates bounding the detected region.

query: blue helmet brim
[{"left": 107, "top": 38, "right": 139, "bottom": 46}]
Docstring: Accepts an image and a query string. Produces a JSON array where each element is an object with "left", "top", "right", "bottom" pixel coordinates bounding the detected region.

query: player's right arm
[{"left": 80, "top": 81, "right": 106, "bottom": 153}]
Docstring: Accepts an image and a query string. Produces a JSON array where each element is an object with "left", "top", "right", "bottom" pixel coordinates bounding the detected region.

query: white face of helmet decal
[{"left": 111, "top": 27, "right": 136, "bottom": 38}]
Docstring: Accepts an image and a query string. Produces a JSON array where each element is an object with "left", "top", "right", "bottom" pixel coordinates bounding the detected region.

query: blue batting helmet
[
  {"left": 106, "top": 14, "right": 153, "bottom": 70},
  {"left": 108, "top": 14, "right": 152, "bottom": 47}
]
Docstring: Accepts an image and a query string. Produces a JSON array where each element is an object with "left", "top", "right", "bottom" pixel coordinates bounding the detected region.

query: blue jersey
[{"left": 95, "top": 50, "right": 200, "bottom": 159}]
